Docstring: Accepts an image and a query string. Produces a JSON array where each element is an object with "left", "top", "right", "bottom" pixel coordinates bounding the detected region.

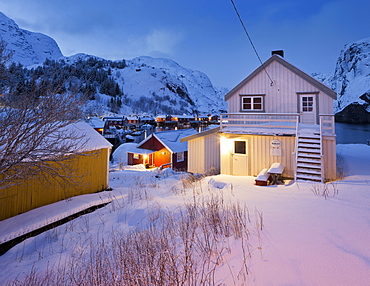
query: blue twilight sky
[{"left": 0, "top": 0, "right": 369, "bottom": 88}]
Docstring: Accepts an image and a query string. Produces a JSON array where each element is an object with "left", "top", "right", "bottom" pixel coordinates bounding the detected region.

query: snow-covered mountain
[
  {"left": 0, "top": 12, "right": 63, "bottom": 66},
  {"left": 313, "top": 37, "right": 370, "bottom": 123},
  {"left": 0, "top": 12, "right": 227, "bottom": 115},
  {"left": 112, "top": 56, "right": 227, "bottom": 114}
]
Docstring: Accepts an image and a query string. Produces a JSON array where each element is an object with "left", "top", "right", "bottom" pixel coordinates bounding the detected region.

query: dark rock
[{"left": 335, "top": 103, "right": 370, "bottom": 124}]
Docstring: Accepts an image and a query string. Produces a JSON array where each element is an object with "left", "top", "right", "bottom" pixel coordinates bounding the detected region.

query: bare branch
[{"left": 0, "top": 39, "right": 91, "bottom": 190}]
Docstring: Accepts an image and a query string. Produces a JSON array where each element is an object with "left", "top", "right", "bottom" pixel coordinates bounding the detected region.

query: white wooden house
[{"left": 182, "top": 53, "right": 337, "bottom": 182}]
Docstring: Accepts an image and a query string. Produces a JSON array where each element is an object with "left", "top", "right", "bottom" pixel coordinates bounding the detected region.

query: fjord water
[{"left": 336, "top": 123, "right": 370, "bottom": 144}]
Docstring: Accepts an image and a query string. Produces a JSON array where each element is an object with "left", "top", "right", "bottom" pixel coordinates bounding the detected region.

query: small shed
[
  {"left": 180, "top": 126, "right": 220, "bottom": 175},
  {"left": 127, "top": 128, "right": 197, "bottom": 170},
  {"left": 0, "top": 122, "right": 112, "bottom": 221}
]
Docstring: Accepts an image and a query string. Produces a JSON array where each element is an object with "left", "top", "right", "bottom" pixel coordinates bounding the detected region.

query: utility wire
[{"left": 229, "top": 0, "right": 274, "bottom": 85}]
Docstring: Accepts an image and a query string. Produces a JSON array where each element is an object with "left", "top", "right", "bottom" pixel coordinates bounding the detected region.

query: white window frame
[
  {"left": 177, "top": 151, "right": 184, "bottom": 162},
  {"left": 240, "top": 95, "right": 264, "bottom": 112}
]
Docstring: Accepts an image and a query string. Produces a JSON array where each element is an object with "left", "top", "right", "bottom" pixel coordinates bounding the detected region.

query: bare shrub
[
  {"left": 9, "top": 193, "right": 262, "bottom": 285},
  {"left": 310, "top": 182, "right": 339, "bottom": 199},
  {"left": 336, "top": 153, "right": 348, "bottom": 180}
]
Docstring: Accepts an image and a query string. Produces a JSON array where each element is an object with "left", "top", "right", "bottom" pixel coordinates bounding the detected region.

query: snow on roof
[
  {"left": 220, "top": 126, "right": 296, "bottom": 136},
  {"left": 220, "top": 124, "right": 323, "bottom": 137},
  {"left": 87, "top": 117, "right": 105, "bottom": 129},
  {"left": 126, "top": 146, "right": 155, "bottom": 155},
  {"left": 0, "top": 121, "right": 112, "bottom": 155},
  {"left": 66, "top": 121, "right": 112, "bottom": 151},
  {"left": 153, "top": 128, "right": 198, "bottom": 153},
  {"left": 172, "top": 115, "right": 195, "bottom": 118},
  {"left": 127, "top": 115, "right": 139, "bottom": 120},
  {"left": 181, "top": 125, "right": 220, "bottom": 142}
]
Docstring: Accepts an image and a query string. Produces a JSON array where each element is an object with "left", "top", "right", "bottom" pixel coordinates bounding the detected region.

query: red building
[{"left": 127, "top": 129, "right": 197, "bottom": 170}]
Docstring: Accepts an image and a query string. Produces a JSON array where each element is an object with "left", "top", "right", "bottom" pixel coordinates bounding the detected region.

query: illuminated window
[
  {"left": 133, "top": 153, "right": 139, "bottom": 159},
  {"left": 234, "top": 141, "right": 246, "bottom": 155},
  {"left": 241, "top": 96, "right": 264, "bottom": 111},
  {"left": 177, "top": 152, "right": 184, "bottom": 162}
]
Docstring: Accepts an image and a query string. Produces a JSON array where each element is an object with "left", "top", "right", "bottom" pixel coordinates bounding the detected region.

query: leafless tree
[{"left": 0, "top": 40, "right": 89, "bottom": 190}]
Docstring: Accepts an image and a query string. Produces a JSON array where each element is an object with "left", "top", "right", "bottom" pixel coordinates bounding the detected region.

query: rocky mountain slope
[
  {"left": 0, "top": 12, "right": 63, "bottom": 66},
  {"left": 314, "top": 37, "right": 370, "bottom": 123},
  {"left": 0, "top": 12, "right": 226, "bottom": 116}
]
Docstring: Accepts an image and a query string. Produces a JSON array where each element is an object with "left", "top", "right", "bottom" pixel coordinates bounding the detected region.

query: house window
[
  {"left": 234, "top": 141, "right": 246, "bottom": 155},
  {"left": 133, "top": 153, "right": 139, "bottom": 159},
  {"left": 302, "top": 96, "right": 314, "bottom": 112},
  {"left": 241, "top": 96, "right": 264, "bottom": 111},
  {"left": 177, "top": 152, "right": 184, "bottom": 162}
]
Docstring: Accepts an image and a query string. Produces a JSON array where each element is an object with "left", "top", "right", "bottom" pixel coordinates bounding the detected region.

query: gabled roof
[
  {"left": 87, "top": 117, "right": 105, "bottom": 129},
  {"left": 71, "top": 121, "right": 113, "bottom": 151},
  {"left": 224, "top": 54, "right": 337, "bottom": 101},
  {"left": 138, "top": 128, "right": 198, "bottom": 153}
]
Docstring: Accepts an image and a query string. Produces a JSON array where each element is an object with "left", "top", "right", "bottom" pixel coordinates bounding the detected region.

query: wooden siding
[
  {"left": 204, "top": 133, "right": 220, "bottom": 174},
  {"left": 139, "top": 136, "right": 166, "bottom": 151},
  {"left": 0, "top": 148, "right": 110, "bottom": 221},
  {"left": 172, "top": 152, "right": 188, "bottom": 171},
  {"left": 227, "top": 60, "right": 334, "bottom": 115},
  {"left": 322, "top": 136, "right": 337, "bottom": 181},
  {"left": 188, "top": 137, "right": 205, "bottom": 174},
  {"left": 187, "top": 132, "right": 220, "bottom": 174},
  {"left": 153, "top": 148, "right": 171, "bottom": 168},
  {"left": 220, "top": 133, "right": 336, "bottom": 181},
  {"left": 220, "top": 134, "right": 296, "bottom": 177}
]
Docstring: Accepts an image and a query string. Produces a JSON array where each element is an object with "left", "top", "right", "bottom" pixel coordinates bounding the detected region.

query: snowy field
[{"left": 0, "top": 144, "right": 369, "bottom": 285}]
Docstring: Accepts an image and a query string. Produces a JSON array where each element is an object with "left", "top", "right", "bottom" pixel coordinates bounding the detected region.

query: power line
[{"left": 229, "top": 0, "right": 274, "bottom": 85}]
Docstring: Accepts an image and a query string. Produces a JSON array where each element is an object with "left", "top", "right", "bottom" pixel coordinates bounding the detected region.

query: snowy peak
[
  {"left": 312, "top": 37, "right": 370, "bottom": 123},
  {"left": 0, "top": 12, "right": 63, "bottom": 66},
  {"left": 332, "top": 37, "right": 370, "bottom": 113},
  {"left": 0, "top": 13, "right": 227, "bottom": 115},
  {"left": 117, "top": 56, "right": 227, "bottom": 114}
]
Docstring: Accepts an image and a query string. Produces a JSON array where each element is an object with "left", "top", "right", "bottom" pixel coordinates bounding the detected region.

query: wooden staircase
[{"left": 295, "top": 132, "right": 323, "bottom": 183}]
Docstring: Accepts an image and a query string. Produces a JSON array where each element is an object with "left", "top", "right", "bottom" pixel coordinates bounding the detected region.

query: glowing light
[
  {"left": 143, "top": 154, "right": 148, "bottom": 164},
  {"left": 220, "top": 136, "right": 233, "bottom": 156}
]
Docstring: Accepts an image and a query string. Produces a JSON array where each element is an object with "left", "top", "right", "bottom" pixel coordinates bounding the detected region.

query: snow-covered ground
[{"left": 0, "top": 144, "right": 369, "bottom": 285}]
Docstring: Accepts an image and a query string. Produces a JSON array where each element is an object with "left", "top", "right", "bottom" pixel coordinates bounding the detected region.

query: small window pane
[
  {"left": 254, "top": 103, "right": 262, "bottom": 110},
  {"left": 242, "top": 96, "right": 263, "bottom": 111},
  {"left": 177, "top": 152, "right": 184, "bottom": 162},
  {"left": 234, "top": 141, "right": 246, "bottom": 154}
]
